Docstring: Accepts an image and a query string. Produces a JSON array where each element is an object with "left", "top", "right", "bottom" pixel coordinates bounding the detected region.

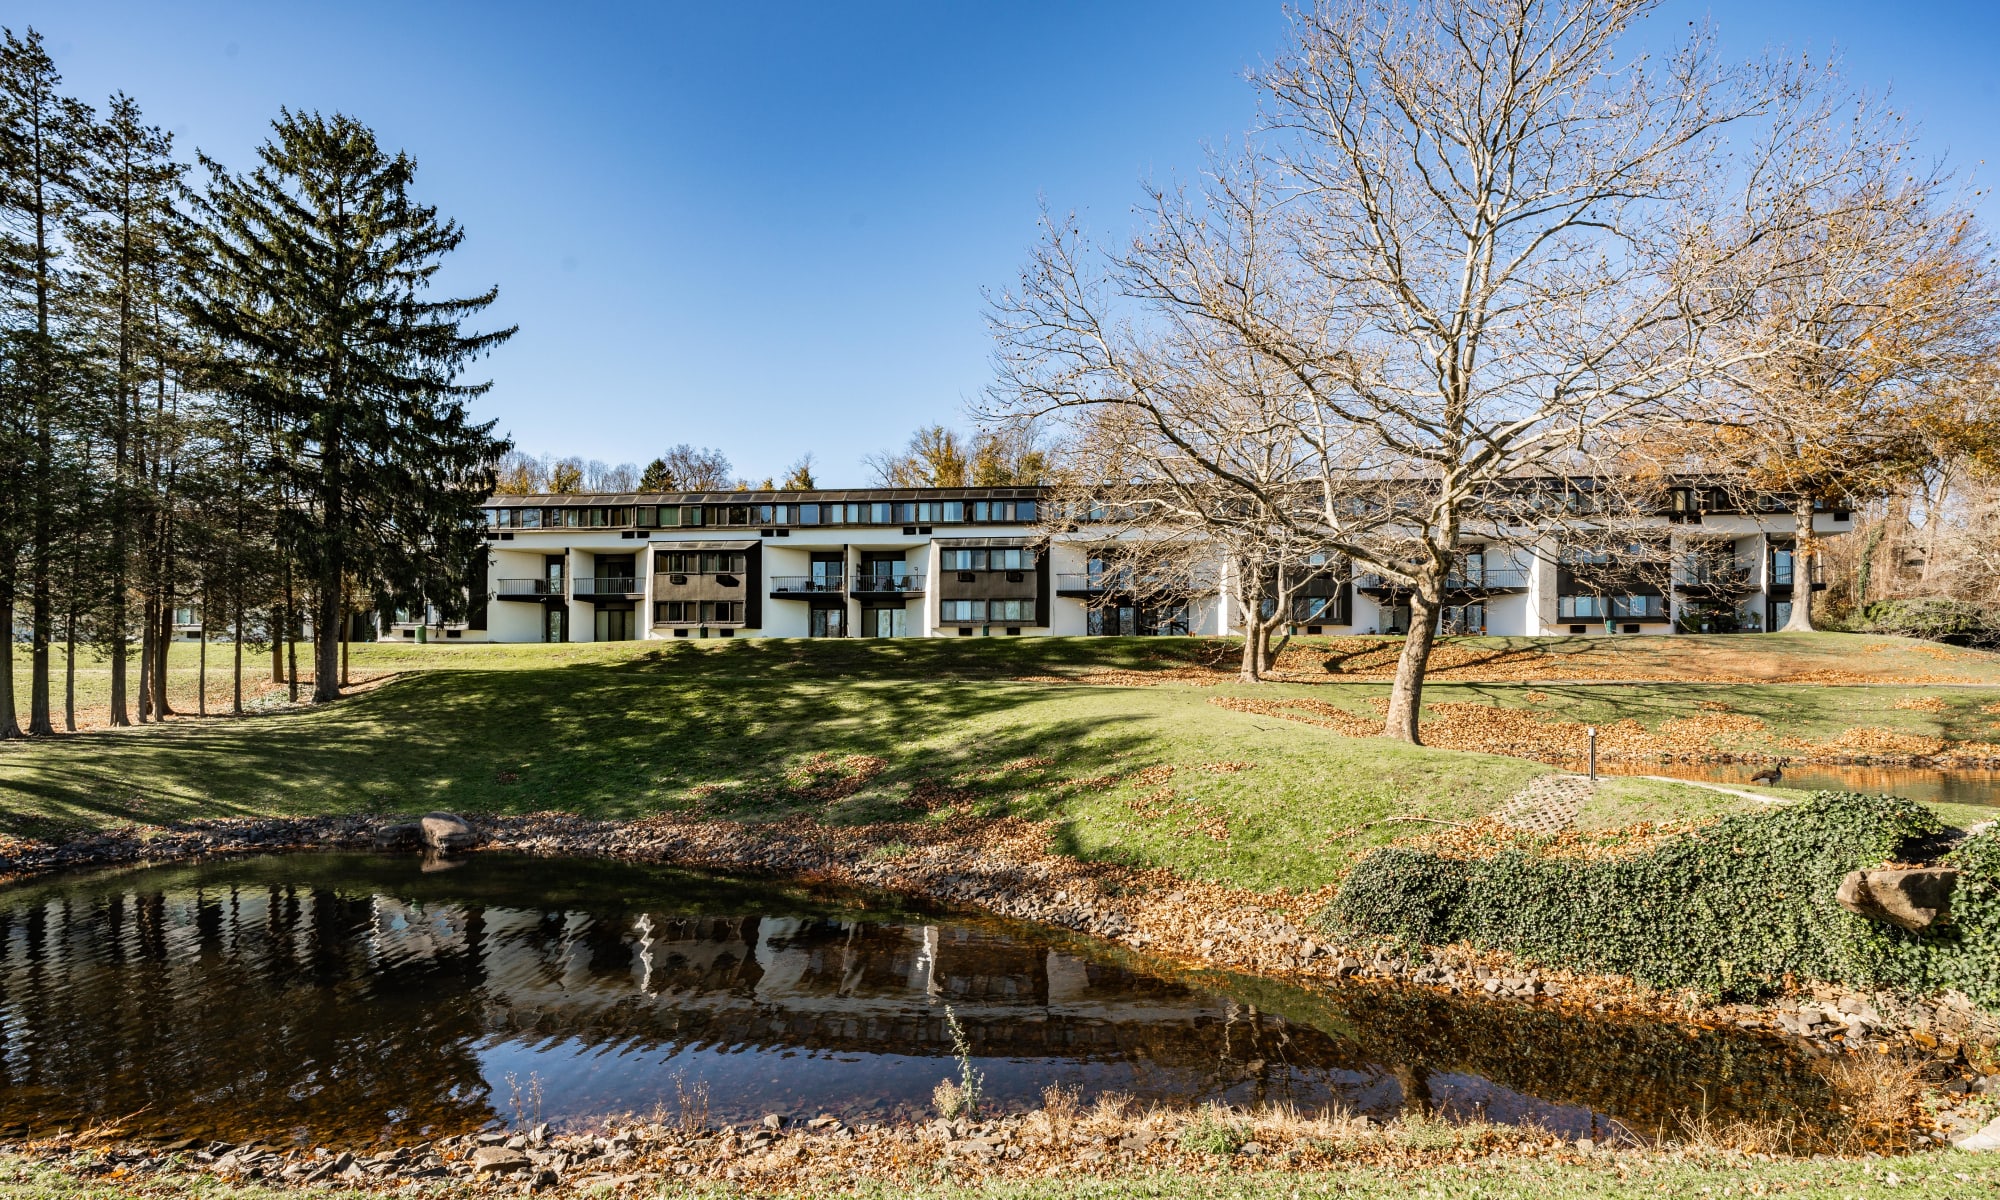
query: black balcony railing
[
  {"left": 498, "top": 578, "right": 556, "bottom": 597},
  {"left": 573, "top": 576, "right": 639, "bottom": 597},
  {"left": 1056, "top": 572, "right": 1130, "bottom": 594},
  {"left": 1674, "top": 561, "right": 1753, "bottom": 591},
  {"left": 849, "top": 571, "right": 925, "bottom": 596},
  {"left": 770, "top": 575, "right": 845, "bottom": 596},
  {"left": 1355, "top": 564, "right": 1529, "bottom": 591}
]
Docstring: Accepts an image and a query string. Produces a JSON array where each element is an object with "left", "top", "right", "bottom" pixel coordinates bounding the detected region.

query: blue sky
[{"left": 27, "top": 2, "right": 2000, "bottom": 485}]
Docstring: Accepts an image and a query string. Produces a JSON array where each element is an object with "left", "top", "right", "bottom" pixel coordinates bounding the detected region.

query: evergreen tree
[
  {"left": 190, "top": 110, "right": 512, "bottom": 703},
  {"left": 72, "top": 92, "right": 187, "bottom": 725},
  {"left": 0, "top": 28, "right": 93, "bottom": 737}
]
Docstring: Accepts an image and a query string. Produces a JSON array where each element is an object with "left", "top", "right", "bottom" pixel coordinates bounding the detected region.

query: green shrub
[
  {"left": 1856, "top": 598, "right": 2000, "bottom": 647},
  {"left": 1322, "top": 793, "right": 2000, "bottom": 1005}
]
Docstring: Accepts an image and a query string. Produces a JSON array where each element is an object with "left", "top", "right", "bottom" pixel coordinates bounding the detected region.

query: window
[
  {"left": 519, "top": 508, "right": 542, "bottom": 529},
  {"left": 869, "top": 502, "right": 891, "bottom": 524},
  {"left": 990, "top": 599, "right": 1030, "bottom": 622},
  {"left": 656, "top": 551, "right": 745, "bottom": 574},
  {"left": 654, "top": 601, "right": 742, "bottom": 624},
  {"left": 1610, "top": 594, "right": 1668, "bottom": 620},
  {"left": 893, "top": 503, "right": 916, "bottom": 523},
  {"left": 1558, "top": 595, "right": 1606, "bottom": 620},
  {"left": 971, "top": 502, "right": 990, "bottom": 521},
  {"left": 680, "top": 506, "right": 704, "bottom": 527},
  {"left": 941, "top": 548, "right": 1025, "bottom": 570},
  {"left": 635, "top": 505, "right": 657, "bottom": 528},
  {"left": 941, "top": 501, "right": 964, "bottom": 522},
  {"left": 941, "top": 600, "right": 983, "bottom": 622},
  {"left": 798, "top": 504, "right": 820, "bottom": 525}
]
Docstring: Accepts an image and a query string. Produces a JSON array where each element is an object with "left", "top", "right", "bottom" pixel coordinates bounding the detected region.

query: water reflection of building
[{"left": 438, "top": 906, "right": 1300, "bottom": 1071}]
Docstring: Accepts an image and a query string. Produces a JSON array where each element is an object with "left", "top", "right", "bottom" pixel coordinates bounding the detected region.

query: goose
[{"left": 1749, "top": 762, "right": 1784, "bottom": 784}]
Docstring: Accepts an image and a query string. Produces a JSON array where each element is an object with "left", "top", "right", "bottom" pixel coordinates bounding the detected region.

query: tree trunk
[
  {"left": 270, "top": 616, "right": 283, "bottom": 684},
  {"left": 1236, "top": 588, "right": 1265, "bottom": 682},
  {"left": 27, "top": 443, "right": 53, "bottom": 733},
  {"left": 1782, "top": 501, "right": 1816, "bottom": 633},
  {"left": 198, "top": 604, "right": 207, "bottom": 718},
  {"left": 151, "top": 593, "right": 175, "bottom": 716},
  {"left": 0, "top": 568, "right": 20, "bottom": 738},
  {"left": 1382, "top": 581, "right": 1441, "bottom": 743},
  {"left": 136, "top": 598, "right": 154, "bottom": 724},
  {"left": 232, "top": 589, "right": 244, "bottom": 717},
  {"left": 62, "top": 606, "right": 74, "bottom": 732},
  {"left": 314, "top": 578, "right": 342, "bottom": 704}
]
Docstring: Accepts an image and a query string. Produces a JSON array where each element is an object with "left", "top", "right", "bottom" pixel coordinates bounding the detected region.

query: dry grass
[{"left": 1819, "top": 1050, "right": 1925, "bottom": 1142}]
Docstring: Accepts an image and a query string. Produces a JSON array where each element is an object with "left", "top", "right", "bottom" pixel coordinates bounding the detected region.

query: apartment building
[{"left": 431, "top": 483, "right": 1853, "bottom": 643}]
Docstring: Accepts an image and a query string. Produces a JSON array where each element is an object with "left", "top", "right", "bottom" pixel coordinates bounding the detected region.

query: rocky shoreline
[
  {"left": 1, "top": 810, "right": 1998, "bottom": 1175},
  {"left": 16, "top": 1103, "right": 1968, "bottom": 1196}
]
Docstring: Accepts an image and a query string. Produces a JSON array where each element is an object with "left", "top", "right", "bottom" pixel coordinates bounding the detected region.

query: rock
[
  {"left": 761, "top": 1114, "right": 784, "bottom": 1130},
  {"left": 1576, "top": 1137, "right": 1595, "bottom": 1153},
  {"left": 1955, "top": 1117, "right": 2000, "bottom": 1152},
  {"left": 373, "top": 822, "right": 423, "bottom": 848},
  {"left": 1835, "top": 867, "right": 1958, "bottom": 932},
  {"left": 471, "top": 1147, "right": 532, "bottom": 1175},
  {"left": 420, "top": 812, "right": 479, "bottom": 854}
]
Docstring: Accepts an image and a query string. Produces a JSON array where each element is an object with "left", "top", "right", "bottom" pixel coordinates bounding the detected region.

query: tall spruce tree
[
  {"left": 191, "top": 111, "right": 511, "bottom": 703},
  {"left": 0, "top": 27, "right": 92, "bottom": 736},
  {"left": 72, "top": 93, "right": 186, "bottom": 726}
]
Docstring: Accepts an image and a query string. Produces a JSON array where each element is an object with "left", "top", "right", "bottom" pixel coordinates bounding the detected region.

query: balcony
[
  {"left": 1673, "top": 562, "right": 1753, "bottom": 593},
  {"left": 1354, "top": 565, "right": 1529, "bottom": 593},
  {"left": 497, "top": 578, "right": 558, "bottom": 599},
  {"left": 771, "top": 575, "right": 845, "bottom": 599},
  {"left": 849, "top": 571, "right": 925, "bottom": 598},
  {"left": 572, "top": 576, "right": 641, "bottom": 598},
  {"left": 1056, "top": 572, "right": 1125, "bottom": 597}
]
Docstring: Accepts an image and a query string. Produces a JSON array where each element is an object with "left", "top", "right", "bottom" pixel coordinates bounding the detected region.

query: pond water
[
  {"left": 0, "top": 853, "right": 1855, "bottom": 1148},
  {"left": 1603, "top": 762, "right": 2000, "bottom": 809}
]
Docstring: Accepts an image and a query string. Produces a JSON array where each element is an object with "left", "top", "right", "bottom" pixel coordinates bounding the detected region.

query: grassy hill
[{"left": 5, "top": 634, "right": 1998, "bottom": 894}]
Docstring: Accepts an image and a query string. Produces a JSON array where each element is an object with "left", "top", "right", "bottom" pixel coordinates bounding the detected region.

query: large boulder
[
  {"left": 1957, "top": 1116, "right": 2000, "bottom": 1151},
  {"left": 1835, "top": 867, "right": 1958, "bottom": 932},
  {"left": 420, "top": 812, "right": 479, "bottom": 854}
]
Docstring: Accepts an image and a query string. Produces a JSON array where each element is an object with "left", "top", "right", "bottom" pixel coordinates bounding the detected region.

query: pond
[
  {"left": 1603, "top": 762, "right": 2000, "bottom": 809},
  {"left": 0, "top": 853, "right": 1855, "bottom": 1148}
]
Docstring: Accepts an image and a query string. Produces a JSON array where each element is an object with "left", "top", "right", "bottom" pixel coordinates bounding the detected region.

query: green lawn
[{"left": 2, "top": 636, "right": 1994, "bottom": 894}]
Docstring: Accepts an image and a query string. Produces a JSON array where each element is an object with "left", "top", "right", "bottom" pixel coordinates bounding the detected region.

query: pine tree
[
  {"left": 0, "top": 28, "right": 93, "bottom": 737},
  {"left": 191, "top": 111, "right": 513, "bottom": 703},
  {"left": 71, "top": 92, "right": 186, "bottom": 726}
]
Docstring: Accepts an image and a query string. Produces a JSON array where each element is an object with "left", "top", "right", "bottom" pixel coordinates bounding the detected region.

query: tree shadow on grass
[{"left": 0, "top": 653, "right": 1158, "bottom": 840}]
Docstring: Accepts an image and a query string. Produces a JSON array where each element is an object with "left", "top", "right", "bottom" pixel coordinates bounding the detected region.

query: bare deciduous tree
[{"left": 993, "top": 0, "right": 1877, "bottom": 742}]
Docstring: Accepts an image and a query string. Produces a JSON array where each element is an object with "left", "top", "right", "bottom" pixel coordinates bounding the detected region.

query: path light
[{"left": 1587, "top": 727, "right": 1597, "bottom": 780}]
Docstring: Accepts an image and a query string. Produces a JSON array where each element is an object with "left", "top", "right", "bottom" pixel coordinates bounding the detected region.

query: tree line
[
  {"left": 988, "top": 0, "right": 2000, "bottom": 737},
  {"left": 0, "top": 27, "right": 511, "bottom": 737},
  {"left": 494, "top": 423, "right": 1051, "bottom": 496}
]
